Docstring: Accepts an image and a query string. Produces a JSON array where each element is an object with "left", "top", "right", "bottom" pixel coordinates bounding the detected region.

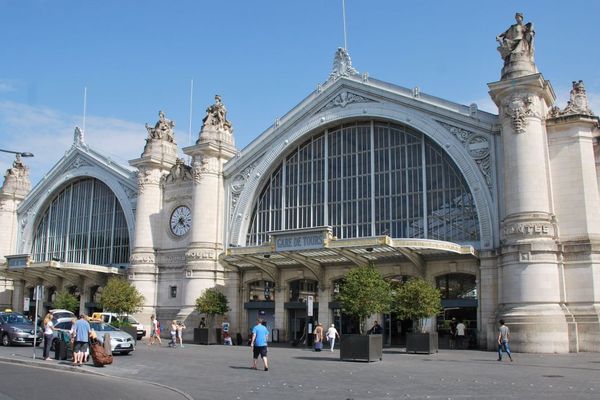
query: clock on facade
[{"left": 170, "top": 206, "right": 192, "bottom": 236}]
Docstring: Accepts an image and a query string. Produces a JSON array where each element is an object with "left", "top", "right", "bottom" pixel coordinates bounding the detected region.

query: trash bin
[{"left": 271, "top": 328, "right": 279, "bottom": 343}]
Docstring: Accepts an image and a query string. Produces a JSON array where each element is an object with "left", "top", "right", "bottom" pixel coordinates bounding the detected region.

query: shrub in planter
[
  {"left": 194, "top": 288, "right": 230, "bottom": 344},
  {"left": 337, "top": 263, "right": 391, "bottom": 361},
  {"left": 392, "top": 277, "right": 442, "bottom": 354}
]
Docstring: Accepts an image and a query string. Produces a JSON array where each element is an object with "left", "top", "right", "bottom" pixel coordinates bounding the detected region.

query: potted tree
[
  {"left": 337, "top": 263, "right": 391, "bottom": 362},
  {"left": 194, "top": 288, "right": 230, "bottom": 345},
  {"left": 392, "top": 277, "right": 442, "bottom": 354},
  {"left": 98, "top": 277, "right": 145, "bottom": 342}
]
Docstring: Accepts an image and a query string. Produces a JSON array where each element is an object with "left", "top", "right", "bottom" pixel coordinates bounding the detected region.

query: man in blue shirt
[
  {"left": 250, "top": 318, "right": 269, "bottom": 371},
  {"left": 73, "top": 314, "right": 91, "bottom": 366}
]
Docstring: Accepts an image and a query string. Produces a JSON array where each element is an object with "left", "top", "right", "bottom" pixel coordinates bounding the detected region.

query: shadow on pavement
[{"left": 293, "top": 356, "right": 342, "bottom": 362}]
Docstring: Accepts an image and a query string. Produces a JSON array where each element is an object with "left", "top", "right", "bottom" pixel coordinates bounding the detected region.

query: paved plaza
[{"left": 0, "top": 341, "right": 599, "bottom": 399}]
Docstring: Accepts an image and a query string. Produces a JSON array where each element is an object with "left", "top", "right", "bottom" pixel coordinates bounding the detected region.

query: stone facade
[{"left": 1, "top": 15, "right": 599, "bottom": 352}]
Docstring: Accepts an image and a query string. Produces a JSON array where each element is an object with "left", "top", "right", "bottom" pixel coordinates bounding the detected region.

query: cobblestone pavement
[{"left": 1, "top": 341, "right": 599, "bottom": 400}]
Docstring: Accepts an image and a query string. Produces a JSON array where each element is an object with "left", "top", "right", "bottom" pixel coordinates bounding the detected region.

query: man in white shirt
[
  {"left": 456, "top": 320, "right": 466, "bottom": 349},
  {"left": 326, "top": 324, "right": 340, "bottom": 352}
]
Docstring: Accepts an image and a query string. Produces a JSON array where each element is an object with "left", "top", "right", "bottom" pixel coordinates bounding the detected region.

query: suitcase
[
  {"left": 90, "top": 339, "right": 113, "bottom": 367},
  {"left": 314, "top": 341, "right": 323, "bottom": 351}
]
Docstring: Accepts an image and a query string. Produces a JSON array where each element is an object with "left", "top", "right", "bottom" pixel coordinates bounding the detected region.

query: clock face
[{"left": 170, "top": 206, "right": 192, "bottom": 236}]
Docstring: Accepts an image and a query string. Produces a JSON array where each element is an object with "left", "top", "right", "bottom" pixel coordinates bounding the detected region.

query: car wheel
[{"left": 1, "top": 334, "right": 10, "bottom": 346}]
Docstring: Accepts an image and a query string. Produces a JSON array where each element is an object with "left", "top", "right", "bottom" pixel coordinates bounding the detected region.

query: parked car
[
  {"left": 51, "top": 320, "right": 135, "bottom": 355},
  {"left": 0, "top": 312, "right": 43, "bottom": 346},
  {"left": 49, "top": 309, "right": 75, "bottom": 324},
  {"left": 90, "top": 312, "right": 146, "bottom": 340}
]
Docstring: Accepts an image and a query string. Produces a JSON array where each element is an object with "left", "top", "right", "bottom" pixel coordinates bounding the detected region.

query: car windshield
[
  {"left": 1, "top": 313, "right": 30, "bottom": 324},
  {"left": 125, "top": 316, "right": 139, "bottom": 324},
  {"left": 53, "top": 312, "right": 74, "bottom": 320},
  {"left": 90, "top": 322, "right": 117, "bottom": 331}
]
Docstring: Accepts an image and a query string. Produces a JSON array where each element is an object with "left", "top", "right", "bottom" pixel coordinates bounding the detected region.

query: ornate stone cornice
[
  {"left": 316, "top": 91, "right": 376, "bottom": 113},
  {"left": 438, "top": 122, "right": 492, "bottom": 190}
]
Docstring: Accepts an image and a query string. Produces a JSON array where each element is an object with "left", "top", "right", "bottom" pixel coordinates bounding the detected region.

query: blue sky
[{"left": 1, "top": 0, "right": 599, "bottom": 185}]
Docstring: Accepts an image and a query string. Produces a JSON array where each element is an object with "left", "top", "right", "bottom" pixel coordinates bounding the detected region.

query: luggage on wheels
[{"left": 89, "top": 338, "right": 113, "bottom": 367}]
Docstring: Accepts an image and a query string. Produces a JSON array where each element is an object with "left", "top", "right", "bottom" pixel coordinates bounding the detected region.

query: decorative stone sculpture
[
  {"left": 496, "top": 13, "right": 537, "bottom": 79},
  {"left": 1, "top": 154, "right": 31, "bottom": 195},
  {"left": 165, "top": 158, "right": 193, "bottom": 183},
  {"left": 73, "top": 126, "right": 86, "bottom": 147},
  {"left": 145, "top": 110, "right": 176, "bottom": 143},
  {"left": 202, "top": 95, "right": 232, "bottom": 132},
  {"left": 549, "top": 80, "right": 595, "bottom": 118},
  {"left": 329, "top": 47, "right": 359, "bottom": 81}
]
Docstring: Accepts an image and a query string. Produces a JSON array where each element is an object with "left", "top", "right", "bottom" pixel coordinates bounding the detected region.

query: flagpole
[
  {"left": 342, "top": 0, "right": 348, "bottom": 50},
  {"left": 188, "top": 79, "right": 194, "bottom": 163}
]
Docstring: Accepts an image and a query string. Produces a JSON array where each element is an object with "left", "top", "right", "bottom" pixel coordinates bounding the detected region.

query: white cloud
[
  {"left": 0, "top": 80, "right": 17, "bottom": 93},
  {"left": 0, "top": 100, "right": 151, "bottom": 187}
]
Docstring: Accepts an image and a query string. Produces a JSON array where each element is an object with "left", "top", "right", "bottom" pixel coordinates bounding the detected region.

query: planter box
[
  {"left": 340, "top": 334, "right": 383, "bottom": 362},
  {"left": 406, "top": 332, "right": 438, "bottom": 354},
  {"left": 193, "top": 328, "right": 219, "bottom": 345}
]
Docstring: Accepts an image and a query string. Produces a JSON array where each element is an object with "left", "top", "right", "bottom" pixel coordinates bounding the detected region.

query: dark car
[{"left": 0, "top": 312, "right": 42, "bottom": 346}]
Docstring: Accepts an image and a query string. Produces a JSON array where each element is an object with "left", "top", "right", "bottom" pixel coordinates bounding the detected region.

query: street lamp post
[{"left": 0, "top": 149, "right": 34, "bottom": 157}]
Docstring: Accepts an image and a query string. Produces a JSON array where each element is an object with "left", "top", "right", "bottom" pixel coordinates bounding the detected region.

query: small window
[{"left": 170, "top": 286, "right": 177, "bottom": 298}]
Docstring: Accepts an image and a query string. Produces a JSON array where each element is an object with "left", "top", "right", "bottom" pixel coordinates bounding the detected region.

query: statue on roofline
[
  {"left": 496, "top": 12, "right": 535, "bottom": 65},
  {"left": 145, "top": 110, "right": 175, "bottom": 143},
  {"left": 202, "top": 95, "right": 232, "bottom": 132}
]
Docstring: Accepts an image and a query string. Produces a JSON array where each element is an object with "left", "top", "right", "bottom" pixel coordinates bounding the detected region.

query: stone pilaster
[
  {"left": 478, "top": 250, "right": 499, "bottom": 350},
  {"left": 489, "top": 73, "right": 570, "bottom": 352},
  {"left": 274, "top": 288, "right": 286, "bottom": 340},
  {"left": 129, "top": 112, "right": 178, "bottom": 322},
  {"left": 546, "top": 95, "right": 600, "bottom": 352}
]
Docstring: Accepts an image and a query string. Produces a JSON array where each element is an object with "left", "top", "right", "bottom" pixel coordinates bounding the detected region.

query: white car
[
  {"left": 90, "top": 312, "right": 146, "bottom": 340},
  {"left": 49, "top": 309, "right": 75, "bottom": 324},
  {"left": 52, "top": 320, "right": 135, "bottom": 355}
]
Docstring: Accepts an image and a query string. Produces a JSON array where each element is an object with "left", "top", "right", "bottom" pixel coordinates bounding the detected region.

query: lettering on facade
[
  {"left": 274, "top": 234, "right": 324, "bottom": 252},
  {"left": 503, "top": 223, "right": 550, "bottom": 237}
]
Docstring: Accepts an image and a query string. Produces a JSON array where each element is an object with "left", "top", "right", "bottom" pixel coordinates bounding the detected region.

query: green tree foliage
[
  {"left": 392, "top": 277, "right": 442, "bottom": 333},
  {"left": 99, "top": 277, "right": 145, "bottom": 317},
  {"left": 195, "top": 288, "right": 230, "bottom": 327},
  {"left": 53, "top": 290, "right": 79, "bottom": 313},
  {"left": 337, "top": 263, "right": 391, "bottom": 334}
]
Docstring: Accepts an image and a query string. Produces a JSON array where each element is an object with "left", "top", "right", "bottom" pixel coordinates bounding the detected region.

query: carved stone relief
[
  {"left": 136, "top": 168, "right": 163, "bottom": 194},
  {"left": 317, "top": 91, "right": 376, "bottom": 114},
  {"left": 229, "top": 162, "right": 258, "bottom": 218},
  {"left": 502, "top": 222, "right": 554, "bottom": 240},
  {"left": 119, "top": 182, "right": 137, "bottom": 200},
  {"left": 165, "top": 158, "right": 193, "bottom": 183},
  {"left": 130, "top": 253, "right": 156, "bottom": 264},
  {"left": 438, "top": 122, "right": 492, "bottom": 190},
  {"left": 191, "top": 157, "right": 220, "bottom": 183},
  {"left": 502, "top": 94, "right": 539, "bottom": 133}
]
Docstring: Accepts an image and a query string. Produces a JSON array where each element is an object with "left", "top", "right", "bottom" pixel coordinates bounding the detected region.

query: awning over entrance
[
  {"left": 1, "top": 255, "right": 126, "bottom": 287},
  {"left": 221, "top": 229, "right": 478, "bottom": 282}
]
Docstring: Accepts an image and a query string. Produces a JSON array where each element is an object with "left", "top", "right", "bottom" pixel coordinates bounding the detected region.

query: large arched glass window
[
  {"left": 31, "top": 178, "right": 130, "bottom": 266},
  {"left": 246, "top": 121, "right": 479, "bottom": 246}
]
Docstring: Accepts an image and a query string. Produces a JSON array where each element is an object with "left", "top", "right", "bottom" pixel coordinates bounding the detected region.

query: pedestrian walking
[
  {"left": 148, "top": 315, "right": 162, "bottom": 346},
  {"left": 313, "top": 322, "right": 324, "bottom": 352},
  {"left": 42, "top": 313, "right": 54, "bottom": 360},
  {"left": 177, "top": 321, "right": 186, "bottom": 348},
  {"left": 368, "top": 321, "right": 383, "bottom": 335},
  {"left": 72, "top": 314, "right": 91, "bottom": 366},
  {"left": 449, "top": 317, "right": 457, "bottom": 349},
  {"left": 497, "top": 319, "right": 513, "bottom": 362},
  {"left": 169, "top": 320, "right": 178, "bottom": 347},
  {"left": 456, "top": 320, "right": 466, "bottom": 349},
  {"left": 250, "top": 318, "right": 269, "bottom": 371},
  {"left": 326, "top": 324, "right": 340, "bottom": 352}
]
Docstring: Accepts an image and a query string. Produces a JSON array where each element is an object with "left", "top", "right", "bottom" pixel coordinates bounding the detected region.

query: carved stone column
[
  {"left": 10, "top": 279, "right": 25, "bottom": 313},
  {"left": 129, "top": 112, "right": 178, "bottom": 322},
  {"left": 180, "top": 96, "right": 237, "bottom": 327},
  {"left": 489, "top": 73, "right": 570, "bottom": 352}
]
